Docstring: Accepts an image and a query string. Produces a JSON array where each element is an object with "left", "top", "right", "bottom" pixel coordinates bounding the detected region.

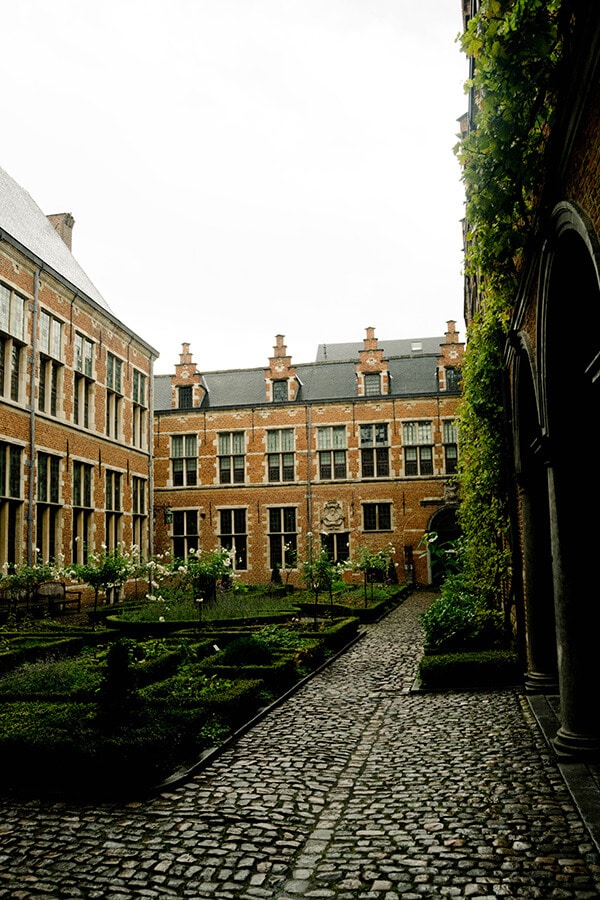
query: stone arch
[{"left": 540, "top": 200, "right": 600, "bottom": 757}]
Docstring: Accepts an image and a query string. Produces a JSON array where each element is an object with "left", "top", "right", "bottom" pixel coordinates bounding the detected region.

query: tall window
[
  {"left": 363, "top": 502, "right": 392, "bottom": 532},
  {"left": 218, "top": 432, "right": 245, "bottom": 484},
  {"left": 321, "top": 532, "right": 350, "bottom": 563},
  {"left": 0, "top": 283, "right": 26, "bottom": 403},
  {"left": 132, "top": 476, "right": 147, "bottom": 557},
  {"left": 219, "top": 508, "right": 247, "bottom": 570},
  {"left": 317, "top": 426, "right": 346, "bottom": 480},
  {"left": 172, "top": 510, "right": 198, "bottom": 560},
  {"left": 74, "top": 333, "right": 94, "bottom": 377},
  {"left": 267, "top": 428, "right": 294, "bottom": 481},
  {"left": 1, "top": 340, "right": 22, "bottom": 403},
  {"left": 178, "top": 385, "right": 193, "bottom": 408},
  {"left": 443, "top": 420, "right": 459, "bottom": 474},
  {"left": 105, "top": 469, "right": 122, "bottom": 550},
  {"left": 403, "top": 421, "right": 434, "bottom": 475},
  {"left": 36, "top": 452, "right": 61, "bottom": 562},
  {"left": 0, "top": 283, "right": 25, "bottom": 341},
  {"left": 72, "top": 461, "right": 93, "bottom": 564},
  {"left": 132, "top": 369, "right": 148, "bottom": 449},
  {"left": 268, "top": 507, "right": 297, "bottom": 570},
  {"left": 0, "top": 442, "right": 22, "bottom": 566},
  {"left": 38, "top": 311, "right": 63, "bottom": 417},
  {"left": 106, "top": 352, "right": 123, "bottom": 439},
  {"left": 360, "top": 424, "right": 390, "bottom": 478},
  {"left": 171, "top": 435, "right": 197, "bottom": 486},
  {"left": 74, "top": 334, "right": 94, "bottom": 429}
]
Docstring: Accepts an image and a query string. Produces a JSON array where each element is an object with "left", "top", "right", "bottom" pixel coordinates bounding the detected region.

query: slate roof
[
  {"left": 315, "top": 336, "right": 444, "bottom": 361},
  {"left": 0, "top": 165, "right": 112, "bottom": 312},
  {"left": 154, "top": 336, "right": 449, "bottom": 413}
]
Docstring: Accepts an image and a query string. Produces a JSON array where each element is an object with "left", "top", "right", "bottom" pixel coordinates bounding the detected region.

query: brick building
[
  {"left": 153, "top": 323, "right": 464, "bottom": 586},
  {"left": 0, "top": 166, "right": 158, "bottom": 571}
]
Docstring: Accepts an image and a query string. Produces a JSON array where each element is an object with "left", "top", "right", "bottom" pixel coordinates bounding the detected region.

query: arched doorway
[
  {"left": 428, "top": 505, "right": 461, "bottom": 587},
  {"left": 542, "top": 204, "right": 600, "bottom": 757}
]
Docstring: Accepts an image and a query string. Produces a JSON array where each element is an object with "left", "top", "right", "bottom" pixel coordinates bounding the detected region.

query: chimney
[{"left": 47, "top": 213, "right": 75, "bottom": 250}]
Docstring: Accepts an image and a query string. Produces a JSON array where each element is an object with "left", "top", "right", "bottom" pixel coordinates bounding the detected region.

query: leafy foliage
[
  {"left": 421, "top": 575, "right": 507, "bottom": 653},
  {"left": 454, "top": 0, "right": 563, "bottom": 604}
]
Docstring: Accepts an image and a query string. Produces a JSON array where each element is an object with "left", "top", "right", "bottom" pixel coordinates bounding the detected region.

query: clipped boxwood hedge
[
  {"left": 418, "top": 650, "right": 520, "bottom": 690},
  {"left": 0, "top": 701, "right": 180, "bottom": 797},
  {"left": 0, "top": 635, "right": 88, "bottom": 675},
  {"left": 195, "top": 652, "right": 299, "bottom": 689}
]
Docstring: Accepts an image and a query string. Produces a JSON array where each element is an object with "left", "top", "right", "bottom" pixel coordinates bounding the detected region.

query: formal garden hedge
[{"left": 0, "top": 583, "right": 408, "bottom": 799}]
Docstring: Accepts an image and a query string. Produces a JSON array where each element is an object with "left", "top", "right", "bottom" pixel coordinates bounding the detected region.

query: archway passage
[
  {"left": 544, "top": 221, "right": 600, "bottom": 757},
  {"left": 428, "top": 506, "right": 461, "bottom": 587}
]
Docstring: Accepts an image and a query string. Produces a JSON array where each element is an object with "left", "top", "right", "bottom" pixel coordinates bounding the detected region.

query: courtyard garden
[{"left": 0, "top": 542, "right": 407, "bottom": 799}]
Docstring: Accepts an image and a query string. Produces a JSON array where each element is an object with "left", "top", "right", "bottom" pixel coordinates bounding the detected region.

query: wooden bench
[{"left": 36, "top": 582, "right": 83, "bottom": 614}]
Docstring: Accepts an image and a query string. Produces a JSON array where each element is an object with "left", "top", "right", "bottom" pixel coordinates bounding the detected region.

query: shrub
[
  {"left": 219, "top": 635, "right": 274, "bottom": 665},
  {"left": 418, "top": 650, "right": 520, "bottom": 690},
  {"left": 420, "top": 576, "right": 506, "bottom": 652},
  {"left": 0, "top": 655, "right": 103, "bottom": 700}
]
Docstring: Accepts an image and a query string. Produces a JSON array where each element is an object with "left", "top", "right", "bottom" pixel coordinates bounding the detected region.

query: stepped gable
[{"left": 154, "top": 331, "right": 448, "bottom": 412}]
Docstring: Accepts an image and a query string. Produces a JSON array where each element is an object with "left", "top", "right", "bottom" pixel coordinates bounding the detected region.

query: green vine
[{"left": 454, "top": 0, "right": 563, "bottom": 604}]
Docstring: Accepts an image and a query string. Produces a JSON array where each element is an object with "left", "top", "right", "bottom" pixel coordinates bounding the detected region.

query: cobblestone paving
[{"left": 1, "top": 592, "right": 599, "bottom": 899}]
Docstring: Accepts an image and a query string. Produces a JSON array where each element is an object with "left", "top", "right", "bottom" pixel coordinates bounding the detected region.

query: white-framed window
[
  {"left": 72, "top": 461, "right": 93, "bottom": 564},
  {"left": 171, "top": 435, "right": 197, "bottom": 486},
  {"left": 360, "top": 423, "right": 390, "bottom": 478},
  {"left": 0, "top": 335, "right": 23, "bottom": 403},
  {"left": 40, "top": 310, "right": 63, "bottom": 360},
  {"left": 0, "top": 442, "right": 23, "bottom": 567},
  {"left": 219, "top": 508, "right": 247, "bottom": 569},
  {"left": 36, "top": 452, "right": 61, "bottom": 562},
  {"left": 0, "top": 282, "right": 26, "bottom": 341},
  {"left": 105, "top": 469, "right": 123, "bottom": 550},
  {"left": 321, "top": 531, "right": 350, "bottom": 563},
  {"left": 443, "top": 420, "right": 459, "bottom": 474},
  {"left": 317, "top": 426, "right": 347, "bottom": 480},
  {"left": 272, "top": 380, "right": 288, "bottom": 402},
  {"left": 268, "top": 507, "right": 297, "bottom": 570},
  {"left": 218, "top": 432, "right": 245, "bottom": 484},
  {"left": 132, "top": 476, "right": 147, "bottom": 558},
  {"left": 74, "top": 333, "right": 94, "bottom": 377},
  {"left": 403, "top": 421, "right": 433, "bottom": 475},
  {"left": 74, "top": 333, "right": 94, "bottom": 428},
  {"left": 106, "top": 352, "right": 123, "bottom": 439},
  {"left": 132, "top": 369, "right": 148, "bottom": 449},
  {"left": 267, "top": 428, "right": 294, "bottom": 482},
  {"left": 363, "top": 502, "right": 392, "bottom": 532},
  {"left": 172, "top": 509, "right": 198, "bottom": 560},
  {"left": 364, "top": 373, "right": 381, "bottom": 396}
]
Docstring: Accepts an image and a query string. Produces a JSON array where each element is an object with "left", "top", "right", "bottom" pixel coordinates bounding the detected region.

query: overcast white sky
[{"left": 2, "top": 1, "right": 467, "bottom": 374}]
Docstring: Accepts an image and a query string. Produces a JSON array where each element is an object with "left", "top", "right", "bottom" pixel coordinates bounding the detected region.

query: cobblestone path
[{"left": 0, "top": 592, "right": 599, "bottom": 899}]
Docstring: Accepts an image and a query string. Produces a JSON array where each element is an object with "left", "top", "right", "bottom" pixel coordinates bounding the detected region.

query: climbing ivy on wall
[{"left": 454, "top": 0, "right": 563, "bottom": 603}]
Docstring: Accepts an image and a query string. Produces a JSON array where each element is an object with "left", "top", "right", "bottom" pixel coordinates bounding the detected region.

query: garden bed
[{"left": 0, "top": 614, "right": 363, "bottom": 798}]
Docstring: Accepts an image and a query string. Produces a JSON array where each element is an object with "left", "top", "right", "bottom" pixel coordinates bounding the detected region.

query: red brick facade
[
  {"left": 0, "top": 174, "right": 157, "bottom": 571},
  {"left": 153, "top": 324, "right": 464, "bottom": 586}
]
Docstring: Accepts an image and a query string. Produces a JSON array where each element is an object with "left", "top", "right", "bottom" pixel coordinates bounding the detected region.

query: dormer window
[
  {"left": 364, "top": 373, "right": 381, "bottom": 396},
  {"left": 178, "top": 386, "right": 193, "bottom": 408},
  {"left": 445, "top": 367, "right": 462, "bottom": 392},
  {"left": 272, "top": 380, "right": 288, "bottom": 402}
]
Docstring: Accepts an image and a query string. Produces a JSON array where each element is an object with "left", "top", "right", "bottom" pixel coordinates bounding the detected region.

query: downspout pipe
[{"left": 27, "top": 267, "right": 41, "bottom": 565}]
